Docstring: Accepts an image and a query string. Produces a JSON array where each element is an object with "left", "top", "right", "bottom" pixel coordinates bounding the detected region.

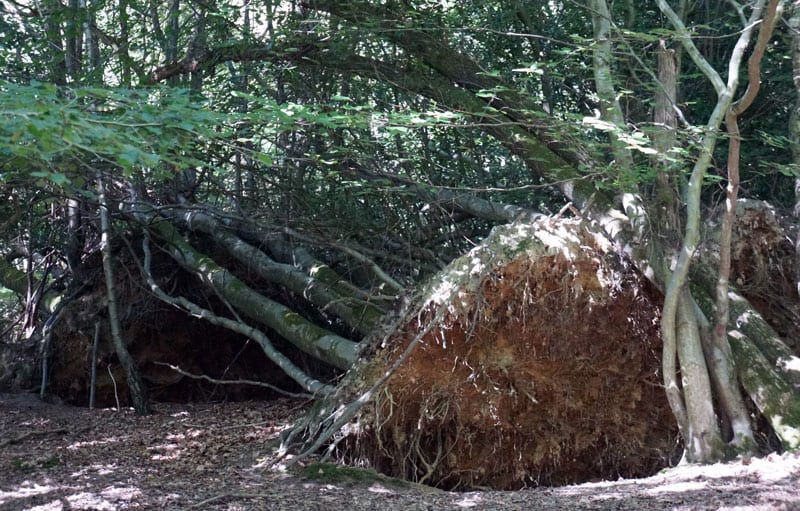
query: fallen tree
[
  {"left": 1, "top": 0, "right": 800, "bottom": 491},
  {"left": 275, "top": 0, "right": 800, "bottom": 459},
  {"left": 331, "top": 217, "right": 679, "bottom": 489}
]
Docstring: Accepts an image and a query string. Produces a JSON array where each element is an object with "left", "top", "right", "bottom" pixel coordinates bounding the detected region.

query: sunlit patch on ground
[
  {"left": 67, "top": 436, "right": 128, "bottom": 450},
  {"left": 0, "top": 481, "right": 59, "bottom": 505},
  {"left": 70, "top": 464, "right": 118, "bottom": 477},
  {"left": 1, "top": 394, "right": 798, "bottom": 510},
  {"left": 644, "top": 480, "right": 708, "bottom": 495}
]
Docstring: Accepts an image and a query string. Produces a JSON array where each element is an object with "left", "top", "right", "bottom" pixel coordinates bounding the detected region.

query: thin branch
[
  {"left": 655, "top": 0, "right": 726, "bottom": 94},
  {"left": 282, "top": 226, "right": 405, "bottom": 294},
  {"left": 731, "top": 0, "right": 782, "bottom": 115},
  {"left": 151, "top": 361, "right": 313, "bottom": 398}
]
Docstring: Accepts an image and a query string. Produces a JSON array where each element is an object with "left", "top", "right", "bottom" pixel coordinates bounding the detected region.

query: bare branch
[{"left": 151, "top": 361, "right": 314, "bottom": 398}]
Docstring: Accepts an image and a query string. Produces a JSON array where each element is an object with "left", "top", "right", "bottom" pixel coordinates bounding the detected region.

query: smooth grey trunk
[
  {"left": 789, "top": 2, "right": 800, "bottom": 298},
  {"left": 140, "top": 234, "right": 334, "bottom": 396},
  {"left": 654, "top": 0, "right": 775, "bottom": 462},
  {"left": 675, "top": 287, "right": 720, "bottom": 461},
  {"left": 589, "top": 0, "right": 634, "bottom": 170},
  {"left": 135, "top": 208, "right": 358, "bottom": 369},
  {"left": 65, "top": 0, "right": 82, "bottom": 79},
  {"left": 172, "top": 207, "right": 384, "bottom": 334},
  {"left": 97, "top": 172, "right": 150, "bottom": 415},
  {"left": 705, "top": 0, "right": 782, "bottom": 450}
]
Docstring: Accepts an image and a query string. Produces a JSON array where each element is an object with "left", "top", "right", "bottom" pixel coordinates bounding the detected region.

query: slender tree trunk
[
  {"left": 65, "top": 0, "right": 83, "bottom": 80},
  {"left": 84, "top": 0, "right": 100, "bottom": 77},
  {"left": 653, "top": 41, "right": 681, "bottom": 231},
  {"left": 789, "top": 2, "right": 800, "bottom": 299},
  {"left": 654, "top": 0, "right": 779, "bottom": 462},
  {"left": 89, "top": 322, "right": 99, "bottom": 409},
  {"left": 706, "top": 0, "right": 782, "bottom": 450},
  {"left": 139, "top": 233, "right": 335, "bottom": 396},
  {"left": 166, "top": 0, "right": 180, "bottom": 85},
  {"left": 43, "top": 0, "right": 67, "bottom": 85},
  {"left": 649, "top": 40, "right": 684, "bottom": 437},
  {"left": 132, "top": 206, "right": 358, "bottom": 369},
  {"left": 674, "top": 287, "right": 719, "bottom": 461},
  {"left": 65, "top": 199, "right": 83, "bottom": 277},
  {"left": 97, "top": 171, "right": 150, "bottom": 415},
  {"left": 118, "top": 0, "right": 132, "bottom": 87},
  {"left": 589, "top": 0, "right": 634, "bottom": 171},
  {"left": 171, "top": 206, "right": 385, "bottom": 334}
]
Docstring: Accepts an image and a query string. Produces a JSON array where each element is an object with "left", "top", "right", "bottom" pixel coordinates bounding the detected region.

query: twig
[
  {"left": 152, "top": 361, "right": 313, "bottom": 399},
  {"left": 108, "top": 364, "right": 120, "bottom": 411},
  {"left": 553, "top": 201, "right": 574, "bottom": 220}
]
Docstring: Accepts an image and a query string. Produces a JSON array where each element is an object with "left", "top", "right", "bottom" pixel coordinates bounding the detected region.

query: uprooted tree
[{"left": 1, "top": 0, "right": 799, "bottom": 489}]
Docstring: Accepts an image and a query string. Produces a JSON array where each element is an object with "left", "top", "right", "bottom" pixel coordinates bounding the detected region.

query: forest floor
[{"left": 0, "top": 392, "right": 799, "bottom": 511}]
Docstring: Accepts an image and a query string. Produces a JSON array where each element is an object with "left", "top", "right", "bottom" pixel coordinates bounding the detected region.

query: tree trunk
[
  {"left": 589, "top": 0, "right": 634, "bottom": 170},
  {"left": 97, "top": 171, "right": 150, "bottom": 415},
  {"left": 788, "top": 2, "right": 800, "bottom": 299},
  {"left": 132, "top": 207, "right": 358, "bottom": 370},
  {"left": 705, "top": 0, "right": 782, "bottom": 449},
  {"left": 139, "top": 233, "right": 335, "bottom": 396},
  {"left": 691, "top": 276, "right": 800, "bottom": 450},
  {"left": 171, "top": 206, "right": 386, "bottom": 335},
  {"left": 675, "top": 286, "right": 721, "bottom": 461}
]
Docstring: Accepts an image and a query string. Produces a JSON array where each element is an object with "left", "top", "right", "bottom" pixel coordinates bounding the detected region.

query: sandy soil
[{"left": 1, "top": 392, "right": 798, "bottom": 510}]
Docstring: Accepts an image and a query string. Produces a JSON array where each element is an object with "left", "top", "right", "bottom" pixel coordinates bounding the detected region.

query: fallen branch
[
  {"left": 152, "top": 361, "right": 313, "bottom": 399},
  {"left": 138, "top": 232, "right": 336, "bottom": 396}
]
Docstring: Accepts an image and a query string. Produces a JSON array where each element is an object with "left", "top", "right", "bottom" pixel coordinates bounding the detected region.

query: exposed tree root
[{"left": 288, "top": 218, "right": 681, "bottom": 489}]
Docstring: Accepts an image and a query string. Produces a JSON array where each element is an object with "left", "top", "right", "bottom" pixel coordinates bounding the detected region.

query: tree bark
[
  {"left": 707, "top": 0, "right": 782, "bottom": 449},
  {"left": 675, "top": 286, "right": 721, "bottom": 461},
  {"left": 690, "top": 265, "right": 800, "bottom": 450},
  {"left": 729, "top": 332, "right": 800, "bottom": 450},
  {"left": 653, "top": 0, "right": 778, "bottom": 461},
  {"left": 139, "top": 233, "right": 335, "bottom": 396},
  {"left": 133, "top": 208, "right": 358, "bottom": 370},
  {"left": 97, "top": 171, "right": 150, "bottom": 415},
  {"left": 788, "top": 2, "right": 800, "bottom": 299},
  {"left": 171, "top": 206, "right": 385, "bottom": 335},
  {"left": 589, "top": 0, "right": 634, "bottom": 171}
]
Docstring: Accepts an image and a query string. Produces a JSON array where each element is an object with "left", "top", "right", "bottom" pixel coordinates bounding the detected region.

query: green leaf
[
  {"left": 117, "top": 145, "right": 141, "bottom": 167},
  {"left": 255, "top": 153, "right": 273, "bottom": 166}
]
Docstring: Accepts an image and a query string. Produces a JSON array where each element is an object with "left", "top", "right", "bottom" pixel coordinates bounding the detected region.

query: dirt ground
[{"left": 1, "top": 392, "right": 798, "bottom": 511}]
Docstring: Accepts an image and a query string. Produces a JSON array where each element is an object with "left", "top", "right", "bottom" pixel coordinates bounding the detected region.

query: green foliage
[
  {"left": 0, "top": 81, "right": 224, "bottom": 187},
  {"left": 0, "top": 0, "right": 795, "bottom": 292}
]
